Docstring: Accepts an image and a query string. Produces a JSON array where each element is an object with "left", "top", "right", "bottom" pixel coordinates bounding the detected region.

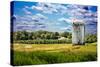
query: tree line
[
  {"left": 11, "top": 30, "right": 97, "bottom": 44},
  {"left": 12, "top": 30, "right": 72, "bottom": 40},
  {"left": 85, "top": 34, "right": 97, "bottom": 43}
]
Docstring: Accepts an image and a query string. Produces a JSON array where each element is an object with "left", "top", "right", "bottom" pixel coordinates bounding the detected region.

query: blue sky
[{"left": 11, "top": 1, "right": 97, "bottom": 34}]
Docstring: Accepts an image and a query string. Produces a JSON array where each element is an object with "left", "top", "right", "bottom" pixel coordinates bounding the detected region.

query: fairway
[{"left": 11, "top": 43, "right": 97, "bottom": 66}]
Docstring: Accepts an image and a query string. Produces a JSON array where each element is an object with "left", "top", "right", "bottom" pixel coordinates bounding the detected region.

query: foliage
[
  {"left": 14, "top": 39, "right": 72, "bottom": 44},
  {"left": 12, "top": 30, "right": 72, "bottom": 40},
  {"left": 12, "top": 30, "right": 97, "bottom": 44},
  {"left": 85, "top": 34, "right": 97, "bottom": 43}
]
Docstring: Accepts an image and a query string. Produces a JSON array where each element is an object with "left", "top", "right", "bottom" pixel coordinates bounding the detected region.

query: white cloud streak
[
  {"left": 58, "top": 17, "right": 72, "bottom": 24},
  {"left": 30, "top": 2, "right": 97, "bottom": 25}
]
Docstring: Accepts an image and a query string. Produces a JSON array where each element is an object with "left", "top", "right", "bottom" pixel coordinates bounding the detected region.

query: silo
[{"left": 72, "top": 19, "right": 85, "bottom": 45}]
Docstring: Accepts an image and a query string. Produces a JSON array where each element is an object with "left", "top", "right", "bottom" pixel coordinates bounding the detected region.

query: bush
[
  {"left": 14, "top": 39, "right": 72, "bottom": 44},
  {"left": 85, "top": 34, "right": 97, "bottom": 43}
]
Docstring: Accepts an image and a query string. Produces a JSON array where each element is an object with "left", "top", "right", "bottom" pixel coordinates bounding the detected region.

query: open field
[{"left": 11, "top": 43, "right": 97, "bottom": 66}]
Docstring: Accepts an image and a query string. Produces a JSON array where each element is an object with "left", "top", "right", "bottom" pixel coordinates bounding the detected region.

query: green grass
[{"left": 11, "top": 43, "right": 97, "bottom": 66}]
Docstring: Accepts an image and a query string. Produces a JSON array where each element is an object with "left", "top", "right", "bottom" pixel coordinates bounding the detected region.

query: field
[{"left": 11, "top": 43, "right": 97, "bottom": 66}]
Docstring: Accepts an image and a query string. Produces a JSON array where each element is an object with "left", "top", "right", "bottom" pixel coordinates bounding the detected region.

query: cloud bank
[{"left": 12, "top": 2, "right": 97, "bottom": 34}]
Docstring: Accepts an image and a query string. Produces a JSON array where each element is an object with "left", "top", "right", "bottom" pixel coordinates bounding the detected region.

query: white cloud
[
  {"left": 23, "top": 3, "right": 97, "bottom": 25},
  {"left": 15, "top": 3, "right": 97, "bottom": 32},
  {"left": 27, "top": 2, "right": 97, "bottom": 23},
  {"left": 61, "top": 27, "right": 68, "bottom": 30},
  {"left": 84, "top": 17, "right": 97, "bottom": 23},
  {"left": 23, "top": 7, "right": 32, "bottom": 14},
  {"left": 22, "top": 13, "right": 48, "bottom": 22},
  {"left": 36, "top": 13, "right": 48, "bottom": 19},
  {"left": 60, "top": 25, "right": 72, "bottom": 31},
  {"left": 30, "top": 2, "right": 68, "bottom": 14},
  {"left": 24, "top": 6, "right": 30, "bottom": 9},
  {"left": 66, "top": 5, "right": 97, "bottom": 25},
  {"left": 14, "top": 13, "right": 48, "bottom": 29},
  {"left": 58, "top": 17, "right": 72, "bottom": 23},
  {"left": 77, "top": 8, "right": 87, "bottom": 13},
  {"left": 31, "top": 6, "right": 43, "bottom": 11}
]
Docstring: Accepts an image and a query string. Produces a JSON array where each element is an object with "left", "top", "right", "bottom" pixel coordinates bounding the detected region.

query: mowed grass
[{"left": 11, "top": 43, "right": 97, "bottom": 66}]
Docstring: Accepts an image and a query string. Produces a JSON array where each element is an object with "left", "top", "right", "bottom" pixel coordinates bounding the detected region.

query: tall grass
[
  {"left": 11, "top": 43, "right": 97, "bottom": 66},
  {"left": 12, "top": 51, "right": 97, "bottom": 66}
]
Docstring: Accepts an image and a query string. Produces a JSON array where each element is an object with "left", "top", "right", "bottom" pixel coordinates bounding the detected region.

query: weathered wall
[{"left": 72, "top": 23, "right": 85, "bottom": 45}]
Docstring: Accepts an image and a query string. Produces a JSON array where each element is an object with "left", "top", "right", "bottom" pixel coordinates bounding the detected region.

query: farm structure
[{"left": 72, "top": 19, "right": 85, "bottom": 45}]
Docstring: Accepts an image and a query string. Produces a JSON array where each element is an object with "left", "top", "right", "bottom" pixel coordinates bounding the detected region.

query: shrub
[{"left": 14, "top": 39, "right": 72, "bottom": 44}]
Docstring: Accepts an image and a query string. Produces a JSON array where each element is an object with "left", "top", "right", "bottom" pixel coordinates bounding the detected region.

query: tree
[
  {"left": 61, "top": 32, "right": 69, "bottom": 38},
  {"left": 45, "top": 33, "right": 51, "bottom": 39},
  {"left": 85, "top": 34, "right": 97, "bottom": 43}
]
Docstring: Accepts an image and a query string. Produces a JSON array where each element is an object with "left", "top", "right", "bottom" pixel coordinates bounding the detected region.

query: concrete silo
[{"left": 72, "top": 19, "right": 85, "bottom": 45}]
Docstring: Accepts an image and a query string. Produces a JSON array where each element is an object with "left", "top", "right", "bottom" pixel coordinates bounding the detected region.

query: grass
[{"left": 11, "top": 43, "right": 97, "bottom": 66}]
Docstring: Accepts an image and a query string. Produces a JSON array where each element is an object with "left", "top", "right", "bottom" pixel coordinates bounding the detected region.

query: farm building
[{"left": 72, "top": 19, "right": 85, "bottom": 45}]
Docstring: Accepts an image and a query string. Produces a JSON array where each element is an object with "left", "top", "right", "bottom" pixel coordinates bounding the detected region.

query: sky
[{"left": 11, "top": 1, "right": 97, "bottom": 34}]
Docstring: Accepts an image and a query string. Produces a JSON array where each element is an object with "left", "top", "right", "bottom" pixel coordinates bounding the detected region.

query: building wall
[{"left": 72, "top": 23, "right": 85, "bottom": 45}]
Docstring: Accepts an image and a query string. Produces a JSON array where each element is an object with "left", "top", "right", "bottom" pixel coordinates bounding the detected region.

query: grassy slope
[{"left": 11, "top": 43, "right": 97, "bottom": 66}]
